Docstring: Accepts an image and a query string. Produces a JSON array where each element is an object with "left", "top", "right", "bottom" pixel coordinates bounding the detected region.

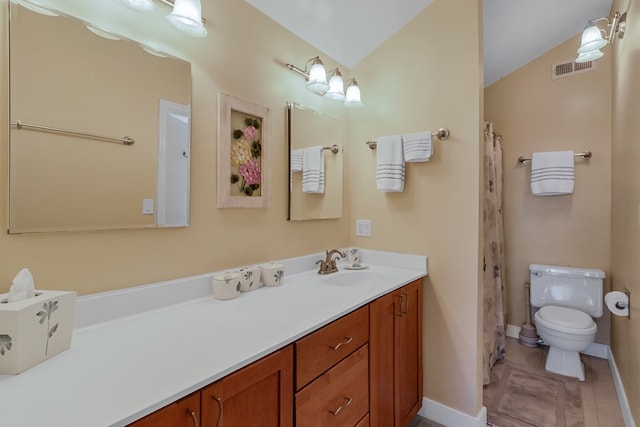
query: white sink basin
[{"left": 322, "top": 270, "right": 387, "bottom": 287}]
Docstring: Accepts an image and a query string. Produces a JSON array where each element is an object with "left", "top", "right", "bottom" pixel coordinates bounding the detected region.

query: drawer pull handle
[
  {"left": 212, "top": 396, "right": 223, "bottom": 427},
  {"left": 330, "top": 397, "right": 353, "bottom": 416},
  {"left": 401, "top": 292, "right": 409, "bottom": 315},
  {"left": 330, "top": 336, "right": 353, "bottom": 350},
  {"left": 187, "top": 409, "right": 199, "bottom": 427}
]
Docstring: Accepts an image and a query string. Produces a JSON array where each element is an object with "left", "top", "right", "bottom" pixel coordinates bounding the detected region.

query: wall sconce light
[
  {"left": 576, "top": 11, "right": 627, "bottom": 63},
  {"left": 286, "top": 56, "right": 363, "bottom": 106},
  {"left": 117, "top": 0, "right": 207, "bottom": 37}
]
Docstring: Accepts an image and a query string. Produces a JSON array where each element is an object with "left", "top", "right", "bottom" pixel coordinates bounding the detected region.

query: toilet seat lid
[{"left": 537, "top": 306, "right": 594, "bottom": 329}]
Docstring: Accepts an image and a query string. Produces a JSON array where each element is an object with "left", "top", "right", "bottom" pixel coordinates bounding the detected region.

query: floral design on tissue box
[{"left": 36, "top": 300, "right": 59, "bottom": 356}]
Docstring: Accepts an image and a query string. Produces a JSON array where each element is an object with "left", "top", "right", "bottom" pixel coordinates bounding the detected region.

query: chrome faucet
[{"left": 316, "top": 249, "right": 346, "bottom": 275}]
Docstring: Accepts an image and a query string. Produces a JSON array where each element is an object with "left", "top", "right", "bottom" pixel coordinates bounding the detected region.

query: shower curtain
[{"left": 482, "top": 122, "right": 507, "bottom": 385}]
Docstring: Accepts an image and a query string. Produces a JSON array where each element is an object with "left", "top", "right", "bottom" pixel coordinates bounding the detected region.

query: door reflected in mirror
[
  {"left": 287, "top": 102, "right": 343, "bottom": 221},
  {"left": 8, "top": 3, "right": 191, "bottom": 233}
]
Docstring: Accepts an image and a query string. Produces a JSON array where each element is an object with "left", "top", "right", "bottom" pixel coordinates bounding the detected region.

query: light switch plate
[
  {"left": 356, "top": 219, "right": 371, "bottom": 237},
  {"left": 142, "top": 199, "right": 154, "bottom": 215}
]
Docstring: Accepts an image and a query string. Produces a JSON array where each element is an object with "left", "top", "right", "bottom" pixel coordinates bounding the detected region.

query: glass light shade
[
  {"left": 325, "top": 70, "right": 345, "bottom": 101},
  {"left": 306, "top": 61, "right": 329, "bottom": 94},
  {"left": 576, "top": 49, "right": 604, "bottom": 63},
  {"left": 344, "top": 80, "right": 362, "bottom": 107},
  {"left": 167, "top": 0, "right": 207, "bottom": 38},
  {"left": 117, "top": 0, "right": 155, "bottom": 12},
  {"left": 577, "top": 25, "right": 607, "bottom": 53},
  {"left": 86, "top": 25, "right": 121, "bottom": 41},
  {"left": 12, "top": 0, "right": 58, "bottom": 16}
]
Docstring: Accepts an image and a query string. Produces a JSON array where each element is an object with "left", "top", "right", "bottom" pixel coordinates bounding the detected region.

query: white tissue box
[{"left": 0, "top": 290, "right": 76, "bottom": 374}]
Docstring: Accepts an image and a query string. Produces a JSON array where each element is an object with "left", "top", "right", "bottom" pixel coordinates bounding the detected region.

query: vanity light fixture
[
  {"left": 344, "top": 78, "right": 362, "bottom": 107},
  {"left": 114, "top": 0, "right": 207, "bottom": 38},
  {"left": 576, "top": 11, "right": 627, "bottom": 63},
  {"left": 325, "top": 69, "right": 345, "bottom": 101},
  {"left": 10, "top": 0, "right": 58, "bottom": 16},
  {"left": 286, "top": 56, "right": 363, "bottom": 106},
  {"left": 165, "top": 0, "right": 207, "bottom": 38}
]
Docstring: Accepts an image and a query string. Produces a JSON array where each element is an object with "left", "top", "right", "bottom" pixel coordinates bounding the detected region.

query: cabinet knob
[
  {"left": 329, "top": 336, "right": 353, "bottom": 350},
  {"left": 329, "top": 397, "right": 353, "bottom": 416}
]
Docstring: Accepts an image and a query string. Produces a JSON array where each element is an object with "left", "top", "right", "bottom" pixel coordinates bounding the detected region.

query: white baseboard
[
  {"left": 418, "top": 397, "right": 487, "bottom": 427},
  {"left": 608, "top": 350, "right": 636, "bottom": 427}
]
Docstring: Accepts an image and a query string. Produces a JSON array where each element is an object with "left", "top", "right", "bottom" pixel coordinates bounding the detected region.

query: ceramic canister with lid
[
  {"left": 260, "top": 262, "right": 285, "bottom": 287},
  {"left": 211, "top": 272, "right": 242, "bottom": 300}
]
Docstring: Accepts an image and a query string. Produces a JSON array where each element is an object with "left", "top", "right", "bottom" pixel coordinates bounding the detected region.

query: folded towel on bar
[
  {"left": 290, "top": 149, "right": 303, "bottom": 173},
  {"left": 530, "top": 150, "right": 575, "bottom": 196},
  {"left": 402, "top": 131, "right": 433, "bottom": 162},
  {"left": 376, "top": 135, "right": 405, "bottom": 192},
  {"left": 302, "top": 146, "right": 325, "bottom": 193}
]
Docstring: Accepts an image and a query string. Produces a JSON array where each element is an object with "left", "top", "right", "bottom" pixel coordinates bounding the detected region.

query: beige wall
[
  {"left": 611, "top": 0, "right": 640, "bottom": 422},
  {"left": 349, "top": 0, "right": 483, "bottom": 416},
  {"left": 484, "top": 35, "right": 612, "bottom": 344}
]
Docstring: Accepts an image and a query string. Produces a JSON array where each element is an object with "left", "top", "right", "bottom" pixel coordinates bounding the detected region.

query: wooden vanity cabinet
[
  {"left": 201, "top": 345, "right": 294, "bottom": 427},
  {"left": 370, "top": 279, "right": 423, "bottom": 427},
  {"left": 128, "top": 278, "right": 423, "bottom": 427},
  {"left": 294, "top": 306, "right": 370, "bottom": 426},
  {"left": 128, "top": 345, "right": 293, "bottom": 427},
  {"left": 128, "top": 392, "right": 200, "bottom": 427}
]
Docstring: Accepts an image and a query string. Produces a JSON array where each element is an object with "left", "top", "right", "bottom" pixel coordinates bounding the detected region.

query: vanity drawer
[
  {"left": 295, "top": 305, "right": 369, "bottom": 390},
  {"left": 295, "top": 344, "right": 369, "bottom": 427}
]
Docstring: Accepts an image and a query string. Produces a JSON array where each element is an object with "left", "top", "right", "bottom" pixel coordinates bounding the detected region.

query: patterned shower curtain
[{"left": 482, "top": 122, "right": 507, "bottom": 385}]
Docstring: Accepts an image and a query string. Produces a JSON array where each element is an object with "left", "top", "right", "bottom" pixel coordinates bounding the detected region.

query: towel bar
[
  {"left": 323, "top": 145, "right": 340, "bottom": 154},
  {"left": 365, "top": 128, "right": 450, "bottom": 149},
  {"left": 518, "top": 151, "right": 592, "bottom": 164}
]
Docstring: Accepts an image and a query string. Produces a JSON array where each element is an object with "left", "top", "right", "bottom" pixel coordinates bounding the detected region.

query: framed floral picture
[{"left": 217, "top": 93, "right": 271, "bottom": 208}]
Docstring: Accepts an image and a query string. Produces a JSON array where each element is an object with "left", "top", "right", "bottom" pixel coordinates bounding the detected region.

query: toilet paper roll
[{"left": 605, "top": 291, "right": 629, "bottom": 317}]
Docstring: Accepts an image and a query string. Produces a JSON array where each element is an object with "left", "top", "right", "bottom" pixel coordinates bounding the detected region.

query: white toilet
[{"left": 529, "top": 264, "right": 605, "bottom": 381}]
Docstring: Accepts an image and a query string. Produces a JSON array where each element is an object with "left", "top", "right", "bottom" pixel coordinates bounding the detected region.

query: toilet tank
[{"left": 529, "top": 264, "right": 605, "bottom": 317}]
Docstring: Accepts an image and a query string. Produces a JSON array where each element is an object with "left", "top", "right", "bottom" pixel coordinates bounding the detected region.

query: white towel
[
  {"left": 530, "top": 151, "right": 575, "bottom": 196},
  {"left": 289, "top": 149, "right": 303, "bottom": 192},
  {"left": 402, "top": 131, "right": 432, "bottom": 162},
  {"left": 302, "top": 146, "right": 325, "bottom": 193},
  {"left": 290, "top": 149, "right": 303, "bottom": 173},
  {"left": 376, "top": 135, "right": 405, "bottom": 192}
]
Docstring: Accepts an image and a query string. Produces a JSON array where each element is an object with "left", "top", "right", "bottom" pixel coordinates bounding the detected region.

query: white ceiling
[{"left": 245, "top": 0, "right": 613, "bottom": 87}]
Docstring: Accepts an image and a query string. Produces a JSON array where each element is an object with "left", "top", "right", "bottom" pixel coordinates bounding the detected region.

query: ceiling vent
[{"left": 552, "top": 59, "right": 596, "bottom": 80}]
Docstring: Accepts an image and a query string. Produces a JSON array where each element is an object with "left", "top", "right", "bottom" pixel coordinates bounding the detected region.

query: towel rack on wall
[
  {"left": 365, "top": 127, "right": 450, "bottom": 149},
  {"left": 10, "top": 120, "right": 136, "bottom": 146},
  {"left": 517, "top": 151, "right": 592, "bottom": 164},
  {"left": 324, "top": 145, "right": 340, "bottom": 154}
]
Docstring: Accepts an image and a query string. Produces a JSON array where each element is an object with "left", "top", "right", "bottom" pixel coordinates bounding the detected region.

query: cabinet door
[
  {"left": 369, "top": 279, "right": 423, "bottom": 427},
  {"left": 369, "top": 291, "right": 396, "bottom": 426},
  {"left": 128, "top": 392, "right": 200, "bottom": 427},
  {"left": 395, "top": 279, "right": 423, "bottom": 427},
  {"left": 201, "top": 345, "right": 293, "bottom": 427}
]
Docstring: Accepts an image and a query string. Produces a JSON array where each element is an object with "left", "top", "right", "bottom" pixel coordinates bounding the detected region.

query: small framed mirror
[{"left": 287, "top": 102, "right": 344, "bottom": 221}]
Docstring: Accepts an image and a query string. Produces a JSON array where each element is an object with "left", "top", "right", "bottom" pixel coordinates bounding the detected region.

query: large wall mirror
[
  {"left": 287, "top": 102, "right": 343, "bottom": 221},
  {"left": 8, "top": 3, "right": 192, "bottom": 233}
]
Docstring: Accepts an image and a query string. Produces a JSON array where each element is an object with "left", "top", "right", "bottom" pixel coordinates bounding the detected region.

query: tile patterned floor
[
  {"left": 412, "top": 336, "right": 624, "bottom": 427},
  {"left": 484, "top": 337, "right": 625, "bottom": 427}
]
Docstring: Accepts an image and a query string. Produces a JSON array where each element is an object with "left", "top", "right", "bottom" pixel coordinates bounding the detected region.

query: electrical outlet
[{"left": 356, "top": 219, "right": 371, "bottom": 237}]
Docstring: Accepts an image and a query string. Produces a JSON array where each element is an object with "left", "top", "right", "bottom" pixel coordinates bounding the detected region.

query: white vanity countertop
[{"left": 0, "top": 250, "right": 426, "bottom": 426}]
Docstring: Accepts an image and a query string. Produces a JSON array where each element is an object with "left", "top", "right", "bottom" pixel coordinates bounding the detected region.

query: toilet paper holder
[{"left": 622, "top": 288, "right": 631, "bottom": 319}]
